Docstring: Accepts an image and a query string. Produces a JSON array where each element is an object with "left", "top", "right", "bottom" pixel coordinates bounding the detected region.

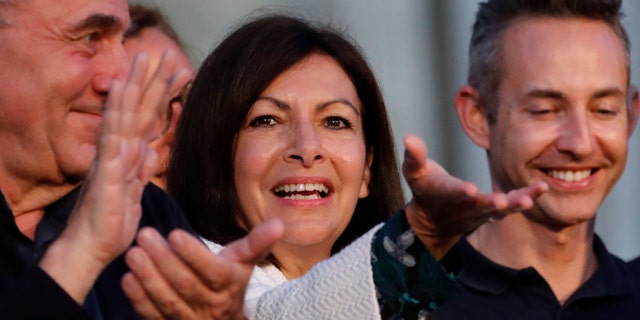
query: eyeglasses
[
  {"left": 169, "top": 80, "right": 192, "bottom": 107},
  {"left": 166, "top": 80, "right": 191, "bottom": 125},
  {"left": 149, "top": 80, "right": 192, "bottom": 142}
]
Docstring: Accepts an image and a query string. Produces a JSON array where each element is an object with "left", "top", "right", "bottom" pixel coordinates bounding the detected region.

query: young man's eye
[
  {"left": 249, "top": 115, "right": 278, "bottom": 127},
  {"left": 594, "top": 105, "right": 620, "bottom": 117},
  {"left": 525, "top": 105, "right": 558, "bottom": 118},
  {"left": 325, "top": 116, "right": 353, "bottom": 129},
  {"left": 529, "top": 109, "right": 552, "bottom": 116},
  {"left": 597, "top": 109, "right": 616, "bottom": 115}
]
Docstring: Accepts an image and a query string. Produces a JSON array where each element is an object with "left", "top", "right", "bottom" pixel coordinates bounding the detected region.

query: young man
[{"left": 417, "top": 0, "right": 640, "bottom": 318}]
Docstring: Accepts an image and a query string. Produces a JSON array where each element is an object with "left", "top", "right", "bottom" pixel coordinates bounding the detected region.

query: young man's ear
[
  {"left": 627, "top": 85, "right": 639, "bottom": 138},
  {"left": 455, "top": 85, "right": 491, "bottom": 149}
]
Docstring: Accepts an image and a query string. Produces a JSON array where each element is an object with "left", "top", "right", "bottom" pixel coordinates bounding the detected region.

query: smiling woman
[
  {"left": 166, "top": 13, "right": 405, "bottom": 317},
  {"left": 234, "top": 53, "right": 372, "bottom": 278}
]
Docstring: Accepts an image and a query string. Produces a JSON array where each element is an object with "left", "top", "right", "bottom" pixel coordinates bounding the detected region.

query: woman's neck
[{"left": 272, "top": 242, "right": 333, "bottom": 280}]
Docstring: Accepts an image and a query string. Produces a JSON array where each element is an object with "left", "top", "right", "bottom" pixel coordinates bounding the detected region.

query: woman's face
[{"left": 233, "top": 53, "right": 371, "bottom": 252}]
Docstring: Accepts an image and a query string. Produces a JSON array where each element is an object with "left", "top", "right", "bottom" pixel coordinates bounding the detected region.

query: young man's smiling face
[{"left": 485, "top": 17, "right": 634, "bottom": 228}]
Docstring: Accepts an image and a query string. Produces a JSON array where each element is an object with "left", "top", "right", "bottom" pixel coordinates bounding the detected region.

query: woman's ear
[
  {"left": 359, "top": 148, "right": 373, "bottom": 198},
  {"left": 455, "top": 85, "right": 491, "bottom": 149}
]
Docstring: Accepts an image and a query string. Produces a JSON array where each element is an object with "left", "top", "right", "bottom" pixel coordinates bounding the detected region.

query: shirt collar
[
  {"left": 0, "top": 190, "right": 21, "bottom": 236},
  {"left": 34, "top": 187, "right": 81, "bottom": 259},
  {"left": 456, "top": 234, "right": 634, "bottom": 298}
]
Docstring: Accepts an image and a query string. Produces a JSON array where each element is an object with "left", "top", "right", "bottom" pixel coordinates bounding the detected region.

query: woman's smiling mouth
[{"left": 273, "top": 183, "right": 330, "bottom": 200}]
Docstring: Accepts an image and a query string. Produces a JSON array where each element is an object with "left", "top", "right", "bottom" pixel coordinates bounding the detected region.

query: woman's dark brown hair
[{"left": 168, "top": 14, "right": 404, "bottom": 255}]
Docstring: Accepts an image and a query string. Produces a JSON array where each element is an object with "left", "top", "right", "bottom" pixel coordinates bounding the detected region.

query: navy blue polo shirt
[
  {"left": 431, "top": 236, "right": 640, "bottom": 319},
  {"left": 372, "top": 210, "right": 640, "bottom": 319},
  {"left": 0, "top": 184, "right": 195, "bottom": 319}
]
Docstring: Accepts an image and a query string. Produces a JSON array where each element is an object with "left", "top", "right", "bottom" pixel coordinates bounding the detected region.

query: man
[
  {"left": 0, "top": 1, "right": 277, "bottom": 318},
  {"left": 404, "top": 0, "right": 640, "bottom": 318},
  {"left": 124, "top": 4, "right": 194, "bottom": 191}
]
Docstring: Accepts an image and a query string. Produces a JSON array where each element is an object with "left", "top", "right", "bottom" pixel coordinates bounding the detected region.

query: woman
[
  {"left": 121, "top": 11, "right": 548, "bottom": 320},
  {"left": 167, "top": 13, "right": 405, "bottom": 317}
]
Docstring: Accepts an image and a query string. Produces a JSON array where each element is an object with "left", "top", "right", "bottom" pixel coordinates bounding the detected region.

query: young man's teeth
[{"left": 548, "top": 169, "right": 591, "bottom": 182}]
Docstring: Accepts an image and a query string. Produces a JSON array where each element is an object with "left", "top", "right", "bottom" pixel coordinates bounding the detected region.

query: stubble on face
[{"left": 486, "top": 17, "right": 629, "bottom": 228}]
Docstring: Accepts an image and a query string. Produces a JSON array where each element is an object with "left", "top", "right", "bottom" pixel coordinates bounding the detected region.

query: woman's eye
[
  {"left": 249, "top": 115, "right": 277, "bottom": 127},
  {"left": 325, "top": 116, "right": 353, "bottom": 129}
]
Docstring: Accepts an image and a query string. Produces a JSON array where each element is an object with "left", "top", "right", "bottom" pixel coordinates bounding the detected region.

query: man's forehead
[
  {"left": 24, "top": 0, "right": 130, "bottom": 29},
  {"left": 501, "top": 18, "right": 627, "bottom": 82}
]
